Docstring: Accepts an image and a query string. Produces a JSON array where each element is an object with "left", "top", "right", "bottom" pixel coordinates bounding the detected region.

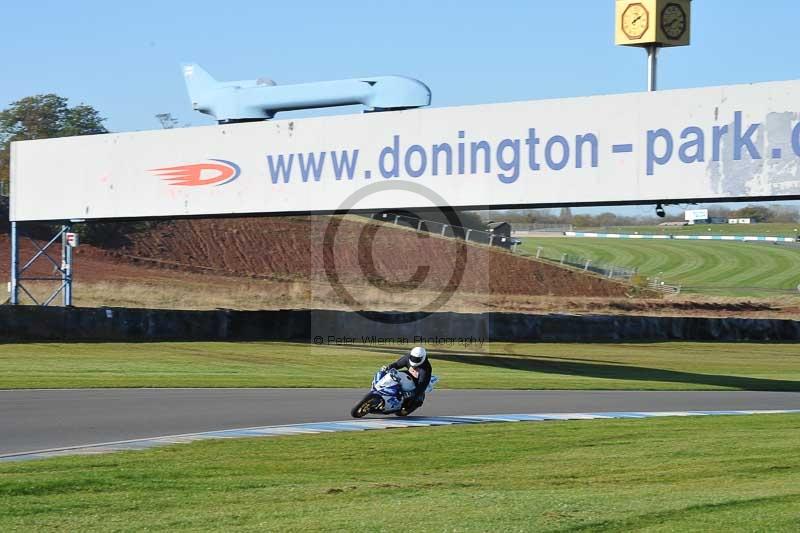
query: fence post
[
  {"left": 441, "top": 225, "right": 447, "bottom": 236},
  {"left": 536, "top": 247, "right": 542, "bottom": 258},
  {"left": 417, "top": 219, "right": 423, "bottom": 231},
  {"left": 560, "top": 254, "right": 566, "bottom": 264},
  {"left": 584, "top": 259, "right": 591, "bottom": 271},
  {"left": 465, "top": 229, "right": 472, "bottom": 242},
  {"left": 393, "top": 215, "right": 399, "bottom": 225},
  {"left": 489, "top": 235, "right": 494, "bottom": 246}
]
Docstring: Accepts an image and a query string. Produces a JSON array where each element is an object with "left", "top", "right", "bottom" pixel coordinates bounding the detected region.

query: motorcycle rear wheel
[{"left": 351, "top": 393, "right": 381, "bottom": 418}]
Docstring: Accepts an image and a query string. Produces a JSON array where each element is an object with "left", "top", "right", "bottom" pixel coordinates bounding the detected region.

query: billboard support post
[
  {"left": 10, "top": 221, "right": 18, "bottom": 305},
  {"left": 9, "top": 224, "right": 74, "bottom": 306},
  {"left": 61, "top": 224, "right": 73, "bottom": 306},
  {"left": 647, "top": 46, "right": 658, "bottom": 92}
]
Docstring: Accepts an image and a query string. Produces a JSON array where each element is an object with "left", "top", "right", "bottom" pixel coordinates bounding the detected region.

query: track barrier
[{"left": 0, "top": 306, "right": 798, "bottom": 342}]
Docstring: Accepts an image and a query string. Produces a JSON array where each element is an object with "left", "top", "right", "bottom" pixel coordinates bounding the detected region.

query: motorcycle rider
[{"left": 381, "top": 346, "right": 431, "bottom": 415}]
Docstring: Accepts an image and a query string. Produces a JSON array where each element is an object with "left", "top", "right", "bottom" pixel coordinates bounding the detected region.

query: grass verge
[
  {"left": 521, "top": 237, "right": 800, "bottom": 296},
  {"left": 0, "top": 341, "right": 798, "bottom": 390},
  {"left": 1, "top": 414, "right": 798, "bottom": 531}
]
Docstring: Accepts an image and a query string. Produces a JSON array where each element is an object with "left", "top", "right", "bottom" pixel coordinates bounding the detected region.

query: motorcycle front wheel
[{"left": 351, "top": 393, "right": 382, "bottom": 418}]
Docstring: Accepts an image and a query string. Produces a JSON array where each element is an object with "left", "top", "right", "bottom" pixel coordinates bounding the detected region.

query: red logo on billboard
[{"left": 149, "top": 159, "right": 241, "bottom": 187}]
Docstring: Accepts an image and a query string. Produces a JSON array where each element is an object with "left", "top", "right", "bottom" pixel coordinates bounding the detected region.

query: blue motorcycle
[{"left": 351, "top": 367, "right": 439, "bottom": 418}]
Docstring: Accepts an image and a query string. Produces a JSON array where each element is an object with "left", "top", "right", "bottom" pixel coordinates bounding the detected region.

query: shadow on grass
[
  {"left": 341, "top": 343, "right": 799, "bottom": 391},
  {"left": 431, "top": 352, "right": 800, "bottom": 392},
  {"left": 346, "top": 344, "right": 625, "bottom": 365}
]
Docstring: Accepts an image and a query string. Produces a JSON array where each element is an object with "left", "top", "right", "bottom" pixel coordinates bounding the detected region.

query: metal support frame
[
  {"left": 10, "top": 221, "right": 18, "bottom": 305},
  {"left": 9, "top": 222, "right": 73, "bottom": 306},
  {"left": 647, "top": 45, "right": 658, "bottom": 92}
]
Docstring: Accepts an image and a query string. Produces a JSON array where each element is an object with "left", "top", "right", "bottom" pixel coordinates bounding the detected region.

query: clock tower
[
  {"left": 615, "top": 0, "right": 692, "bottom": 48},
  {"left": 615, "top": 0, "right": 692, "bottom": 91}
]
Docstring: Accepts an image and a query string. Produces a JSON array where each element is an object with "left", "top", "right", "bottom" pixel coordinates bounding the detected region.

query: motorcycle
[{"left": 350, "top": 367, "right": 439, "bottom": 418}]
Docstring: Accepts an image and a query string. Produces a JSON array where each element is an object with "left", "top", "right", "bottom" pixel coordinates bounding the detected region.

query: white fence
[
  {"left": 648, "top": 278, "right": 682, "bottom": 295},
  {"left": 511, "top": 223, "right": 573, "bottom": 235},
  {"left": 525, "top": 245, "right": 683, "bottom": 295}
]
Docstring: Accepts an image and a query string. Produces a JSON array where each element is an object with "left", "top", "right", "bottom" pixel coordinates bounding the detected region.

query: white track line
[{"left": 2, "top": 410, "right": 799, "bottom": 463}]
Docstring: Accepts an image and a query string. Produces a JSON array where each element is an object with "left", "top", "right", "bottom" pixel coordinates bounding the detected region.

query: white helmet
[{"left": 409, "top": 346, "right": 427, "bottom": 367}]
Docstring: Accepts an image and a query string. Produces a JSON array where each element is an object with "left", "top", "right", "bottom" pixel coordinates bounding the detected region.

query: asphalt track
[{"left": 3, "top": 388, "right": 800, "bottom": 456}]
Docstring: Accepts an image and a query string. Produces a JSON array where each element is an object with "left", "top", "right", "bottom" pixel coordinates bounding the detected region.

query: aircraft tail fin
[{"left": 182, "top": 63, "right": 217, "bottom": 107}]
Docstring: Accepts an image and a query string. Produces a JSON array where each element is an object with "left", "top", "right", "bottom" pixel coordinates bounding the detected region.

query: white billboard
[
  {"left": 10, "top": 79, "right": 800, "bottom": 222},
  {"left": 684, "top": 209, "right": 709, "bottom": 221}
]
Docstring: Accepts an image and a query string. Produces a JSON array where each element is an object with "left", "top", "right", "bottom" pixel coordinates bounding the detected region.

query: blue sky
[{"left": 3, "top": 0, "right": 799, "bottom": 216}]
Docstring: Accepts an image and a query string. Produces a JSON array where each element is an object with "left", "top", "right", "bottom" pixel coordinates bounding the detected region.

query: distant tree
[
  {"left": 571, "top": 214, "right": 594, "bottom": 227},
  {"left": 60, "top": 104, "right": 107, "bottom": 137},
  {"left": 707, "top": 206, "right": 733, "bottom": 219},
  {"left": 455, "top": 211, "right": 487, "bottom": 230},
  {"left": 508, "top": 209, "right": 556, "bottom": 224},
  {"left": 0, "top": 94, "right": 107, "bottom": 185},
  {"left": 480, "top": 210, "right": 537, "bottom": 224},
  {"left": 593, "top": 212, "right": 620, "bottom": 227},
  {"left": 763, "top": 204, "right": 799, "bottom": 223},
  {"left": 731, "top": 205, "right": 772, "bottom": 223},
  {"left": 488, "top": 208, "right": 685, "bottom": 228}
]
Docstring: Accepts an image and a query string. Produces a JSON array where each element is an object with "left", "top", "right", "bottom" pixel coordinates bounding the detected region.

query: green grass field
[
  {"left": 521, "top": 237, "right": 800, "bottom": 296},
  {"left": 581, "top": 222, "right": 800, "bottom": 237},
  {"left": 1, "top": 341, "right": 798, "bottom": 391},
  {"left": 1, "top": 413, "right": 798, "bottom": 531}
]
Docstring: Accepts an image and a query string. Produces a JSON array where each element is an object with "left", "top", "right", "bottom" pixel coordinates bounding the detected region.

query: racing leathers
[{"left": 385, "top": 353, "right": 432, "bottom": 414}]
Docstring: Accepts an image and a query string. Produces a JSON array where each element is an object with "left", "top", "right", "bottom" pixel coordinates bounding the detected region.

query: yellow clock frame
[
  {"left": 621, "top": 3, "right": 650, "bottom": 40},
  {"left": 615, "top": 0, "right": 691, "bottom": 47}
]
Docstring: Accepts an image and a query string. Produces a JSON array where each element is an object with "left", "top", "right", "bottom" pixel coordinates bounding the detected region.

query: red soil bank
[{"left": 101, "top": 216, "right": 630, "bottom": 298}]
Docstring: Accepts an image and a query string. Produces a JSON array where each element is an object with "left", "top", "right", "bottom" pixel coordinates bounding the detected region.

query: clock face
[
  {"left": 661, "top": 3, "right": 687, "bottom": 40},
  {"left": 622, "top": 3, "right": 649, "bottom": 40}
]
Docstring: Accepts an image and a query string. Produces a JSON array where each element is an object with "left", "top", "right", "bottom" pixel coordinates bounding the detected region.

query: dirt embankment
[
  {"left": 0, "top": 215, "right": 638, "bottom": 309},
  {"left": 97, "top": 216, "right": 631, "bottom": 298}
]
